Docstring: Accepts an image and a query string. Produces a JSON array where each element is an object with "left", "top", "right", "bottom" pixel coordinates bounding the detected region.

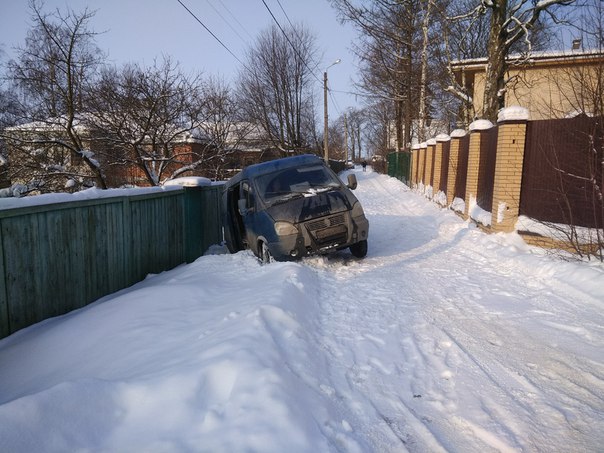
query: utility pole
[
  {"left": 323, "top": 59, "right": 341, "bottom": 163},
  {"left": 344, "top": 113, "right": 349, "bottom": 162}
]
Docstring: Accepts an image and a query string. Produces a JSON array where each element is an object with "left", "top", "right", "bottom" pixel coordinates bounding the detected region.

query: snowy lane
[
  {"left": 304, "top": 170, "right": 604, "bottom": 452},
  {"left": 0, "top": 169, "right": 602, "bottom": 452}
]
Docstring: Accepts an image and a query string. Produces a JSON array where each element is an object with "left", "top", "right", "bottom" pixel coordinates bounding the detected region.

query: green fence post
[
  {"left": 183, "top": 186, "right": 204, "bottom": 263},
  {"left": 0, "top": 221, "right": 9, "bottom": 338}
]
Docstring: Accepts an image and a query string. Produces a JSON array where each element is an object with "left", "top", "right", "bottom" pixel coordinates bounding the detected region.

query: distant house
[
  {"left": 450, "top": 49, "right": 604, "bottom": 121},
  {"left": 2, "top": 117, "right": 288, "bottom": 194}
]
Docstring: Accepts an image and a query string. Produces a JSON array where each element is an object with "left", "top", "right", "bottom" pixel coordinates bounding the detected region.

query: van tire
[
  {"left": 349, "top": 240, "right": 368, "bottom": 258},
  {"left": 260, "top": 241, "right": 274, "bottom": 264}
]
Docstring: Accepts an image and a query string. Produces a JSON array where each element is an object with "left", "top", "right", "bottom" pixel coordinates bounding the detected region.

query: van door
[{"left": 239, "top": 180, "right": 258, "bottom": 252}]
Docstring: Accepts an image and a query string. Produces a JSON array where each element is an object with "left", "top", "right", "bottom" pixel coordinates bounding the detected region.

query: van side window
[{"left": 241, "top": 181, "right": 255, "bottom": 209}]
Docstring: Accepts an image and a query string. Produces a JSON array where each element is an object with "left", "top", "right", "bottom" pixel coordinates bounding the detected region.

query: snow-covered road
[{"left": 1, "top": 169, "right": 603, "bottom": 452}]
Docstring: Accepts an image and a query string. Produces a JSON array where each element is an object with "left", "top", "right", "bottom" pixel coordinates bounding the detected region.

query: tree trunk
[
  {"left": 418, "top": 0, "right": 433, "bottom": 143},
  {"left": 483, "top": 0, "right": 509, "bottom": 122}
]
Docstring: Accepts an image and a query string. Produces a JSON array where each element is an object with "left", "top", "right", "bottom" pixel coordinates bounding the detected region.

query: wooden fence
[{"left": 0, "top": 185, "right": 223, "bottom": 338}]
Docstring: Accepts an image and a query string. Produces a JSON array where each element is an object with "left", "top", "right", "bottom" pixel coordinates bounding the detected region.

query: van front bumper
[{"left": 268, "top": 213, "right": 369, "bottom": 261}]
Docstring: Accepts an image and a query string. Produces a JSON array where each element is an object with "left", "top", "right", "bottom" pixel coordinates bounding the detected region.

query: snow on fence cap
[
  {"left": 564, "top": 109, "right": 593, "bottom": 118},
  {"left": 450, "top": 129, "right": 467, "bottom": 138},
  {"left": 469, "top": 119, "right": 494, "bottom": 131},
  {"left": 427, "top": 138, "right": 437, "bottom": 145},
  {"left": 497, "top": 106, "right": 529, "bottom": 122},
  {"left": 412, "top": 143, "right": 421, "bottom": 150},
  {"left": 163, "top": 176, "right": 212, "bottom": 187},
  {"left": 436, "top": 133, "right": 451, "bottom": 142},
  {"left": 420, "top": 142, "right": 428, "bottom": 148}
]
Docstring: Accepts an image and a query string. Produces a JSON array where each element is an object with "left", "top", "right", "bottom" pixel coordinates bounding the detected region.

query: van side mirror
[{"left": 347, "top": 174, "right": 358, "bottom": 190}]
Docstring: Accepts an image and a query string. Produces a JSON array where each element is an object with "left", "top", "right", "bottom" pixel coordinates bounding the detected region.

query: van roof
[{"left": 225, "top": 154, "right": 323, "bottom": 187}]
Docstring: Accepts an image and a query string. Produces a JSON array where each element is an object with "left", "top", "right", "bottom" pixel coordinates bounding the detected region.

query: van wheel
[
  {"left": 260, "top": 241, "right": 274, "bottom": 264},
  {"left": 349, "top": 240, "right": 368, "bottom": 258}
]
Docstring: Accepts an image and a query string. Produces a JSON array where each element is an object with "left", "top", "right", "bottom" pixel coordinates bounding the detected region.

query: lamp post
[{"left": 323, "top": 59, "right": 341, "bottom": 163}]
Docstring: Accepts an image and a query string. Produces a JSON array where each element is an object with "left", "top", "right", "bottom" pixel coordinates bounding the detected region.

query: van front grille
[
  {"left": 305, "top": 213, "right": 348, "bottom": 246},
  {"left": 306, "top": 214, "right": 345, "bottom": 232}
]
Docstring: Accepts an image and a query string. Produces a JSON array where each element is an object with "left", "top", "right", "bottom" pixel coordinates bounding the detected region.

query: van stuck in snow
[{"left": 222, "top": 154, "right": 369, "bottom": 262}]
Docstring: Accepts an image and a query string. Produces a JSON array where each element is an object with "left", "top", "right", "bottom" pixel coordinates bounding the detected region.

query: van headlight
[
  {"left": 275, "top": 221, "right": 298, "bottom": 236},
  {"left": 351, "top": 201, "right": 366, "bottom": 218}
]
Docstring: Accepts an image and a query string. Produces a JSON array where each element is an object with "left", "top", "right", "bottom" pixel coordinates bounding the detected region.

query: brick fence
[{"left": 406, "top": 106, "right": 603, "bottom": 250}]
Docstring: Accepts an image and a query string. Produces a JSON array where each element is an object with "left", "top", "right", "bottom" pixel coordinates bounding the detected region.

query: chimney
[{"left": 572, "top": 39, "right": 582, "bottom": 50}]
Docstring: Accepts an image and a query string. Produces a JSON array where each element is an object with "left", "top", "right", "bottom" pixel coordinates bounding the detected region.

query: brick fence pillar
[
  {"left": 418, "top": 142, "right": 427, "bottom": 187},
  {"left": 425, "top": 138, "right": 436, "bottom": 197},
  {"left": 433, "top": 139, "right": 443, "bottom": 195},
  {"left": 446, "top": 129, "right": 466, "bottom": 206},
  {"left": 464, "top": 120, "right": 494, "bottom": 217},
  {"left": 433, "top": 134, "right": 450, "bottom": 201},
  {"left": 491, "top": 107, "right": 529, "bottom": 232},
  {"left": 411, "top": 144, "right": 420, "bottom": 188}
]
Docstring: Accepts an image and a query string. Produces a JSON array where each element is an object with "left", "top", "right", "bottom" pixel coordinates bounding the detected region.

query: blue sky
[{"left": 0, "top": 0, "right": 362, "bottom": 114}]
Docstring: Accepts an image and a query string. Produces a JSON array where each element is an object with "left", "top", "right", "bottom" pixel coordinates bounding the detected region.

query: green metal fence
[
  {"left": 387, "top": 151, "right": 412, "bottom": 184},
  {"left": 0, "top": 185, "right": 223, "bottom": 338}
]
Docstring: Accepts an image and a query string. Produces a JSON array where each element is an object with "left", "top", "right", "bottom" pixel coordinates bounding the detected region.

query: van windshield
[{"left": 256, "top": 165, "right": 342, "bottom": 204}]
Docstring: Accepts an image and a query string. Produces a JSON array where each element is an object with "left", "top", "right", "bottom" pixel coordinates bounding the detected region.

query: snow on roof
[
  {"left": 451, "top": 49, "right": 604, "bottom": 67},
  {"left": 5, "top": 116, "right": 91, "bottom": 134}
]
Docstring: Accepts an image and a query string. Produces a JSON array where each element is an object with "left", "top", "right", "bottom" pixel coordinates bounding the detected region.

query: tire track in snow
[{"left": 300, "top": 171, "right": 604, "bottom": 452}]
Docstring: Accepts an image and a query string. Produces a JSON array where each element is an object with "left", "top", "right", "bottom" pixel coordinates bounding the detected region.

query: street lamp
[{"left": 323, "top": 58, "right": 341, "bottom": 163}]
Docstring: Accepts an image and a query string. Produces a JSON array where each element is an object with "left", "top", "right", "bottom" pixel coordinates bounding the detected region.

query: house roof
[{"left": 451, "top": 49, "right": 604, "bottom": 72}]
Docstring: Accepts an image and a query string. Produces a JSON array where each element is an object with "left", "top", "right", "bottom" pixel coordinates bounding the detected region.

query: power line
[
  {"left": 275, "top": 0, "right": 296, "bottom": 30},
  {"left": 216, "top": 0, "right": 254, "bottom": 41},
  {"left": 205, "top": 0, "right": 248, "bottom": 45},
  {"left": 176, "top": 0, "right": 245, "bottom": 67},
  {"left": 260, "top": 0, "right": 323, "bottom": 85},
  {"left": 331, "top": 88, "right": 395, "bottom": 101},
  {"left": 265, "top": 1, "right": 348, "bottom": 115}
]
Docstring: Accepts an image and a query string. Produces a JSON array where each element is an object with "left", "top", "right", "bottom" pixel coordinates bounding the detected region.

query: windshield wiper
[{"left": 268, "top": 192, "right": 304, "bottom": 206}]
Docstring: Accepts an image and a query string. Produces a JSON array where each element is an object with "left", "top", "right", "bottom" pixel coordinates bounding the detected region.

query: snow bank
[
  {"left": 468, "top": 195, "right": 492, "bottom": 226},
  {"left": 1, "top": 170, "right": 602, "bottom": 452}
]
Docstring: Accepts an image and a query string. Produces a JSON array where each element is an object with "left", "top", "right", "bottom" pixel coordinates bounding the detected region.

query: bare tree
[
  {"left": 331, "top": 0, "right": 425, "bottom": 150},
  {"left": 346, "top": 107, "right": 366, "bottom": 161},
  {"left": 448, "top": 0, "right": 576, "bottom": 122},
  {"left": 88, "top": 58, "right": 212, "bottom": 186},
  {"left": 364, "top": 98, "right": 396, "bottom": 162},
  {"left": 237, "top": 24, "right": 319, "bottom": 153},
  {"left": 540, "top": 0, "right": 604, "bottom": 260},
  {"left": 0, "top": 49, "right": 22, "bottom": 190},
  {"left": 3, "top": 0, "right": 107, "bottom": 192},
  {"left": 196, "top": 76, "right": 253, "bottom": 179}
]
